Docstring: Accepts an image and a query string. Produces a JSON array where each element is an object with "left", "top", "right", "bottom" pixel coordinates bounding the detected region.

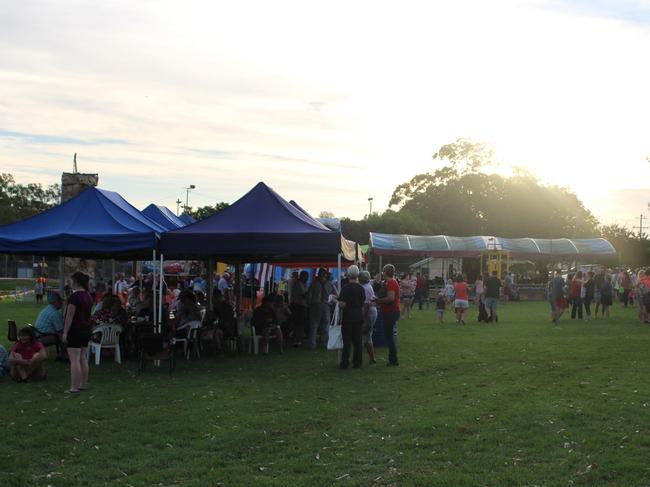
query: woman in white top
[
  {"left": 474, "top": 277, "right": 484, "bottom": 306},
  {"left": 359, "top": 271, "right": 377, "bottom": 365}
]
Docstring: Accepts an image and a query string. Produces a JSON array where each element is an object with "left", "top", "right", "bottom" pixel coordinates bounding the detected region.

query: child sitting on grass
[
  {"left": 9, "top": 327, "right": 47, "bottom": 382},
  {"left": 436, "top": 292, "right": 446, "bottom": 323}
]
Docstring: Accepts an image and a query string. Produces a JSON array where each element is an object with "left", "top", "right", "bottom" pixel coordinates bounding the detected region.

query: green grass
[
  {"left": 2, "top": 300, "right": 650, "bottom": 486},
  {"left": 0, "top": 278, "right": 35, "bottom": 293}
]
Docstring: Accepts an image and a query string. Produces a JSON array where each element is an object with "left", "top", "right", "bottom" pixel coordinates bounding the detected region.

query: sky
[{"left": 1, "top": 0, "right": 649, "bottom": 229}]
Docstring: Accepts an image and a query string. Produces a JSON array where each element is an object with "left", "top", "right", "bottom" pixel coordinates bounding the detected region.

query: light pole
[
  {"left": 185, "top": 185, "right": 195, "bottom": 213},
  {"left": 176, "top": 198, "right": 182, "bottom": 216},
  {"left": 368, "top": 197, "right": 373, "bottom": 216}
]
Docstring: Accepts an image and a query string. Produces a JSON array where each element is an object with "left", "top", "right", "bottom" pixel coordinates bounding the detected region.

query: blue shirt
[{"left": 35, "top": 304, "right": 63, "bottom": 335}]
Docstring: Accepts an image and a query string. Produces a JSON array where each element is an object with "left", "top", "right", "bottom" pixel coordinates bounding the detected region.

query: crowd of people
[
  {"left": 3, "top": 264, "right": 649, "bottom": 386},
  {"left": 547, "top": 268, "right": 650, "bottom": 325}
]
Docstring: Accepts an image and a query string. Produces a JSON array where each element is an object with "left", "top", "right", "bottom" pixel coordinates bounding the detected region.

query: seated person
[
  {"left": 0, "top": 344, "right": 9, "bottom": 377},
  {"left": 174, "top": 292, "right": 202, "bottom": 335},
  {"left": 134, "top": 290, "right": 154, "bottom": 320},
  {"left": 251, "top": 295, "right": 283, "bottom": 354},
  {"left": 206, "top": 290, "right": 238, "bottom": 351},
  {"left": 93, "top": 291, "right": 115, "bottom": 313},
  {"left": 127, "top": 286, "right": 141, "bottom": 310},
  {"left": 273, "top": 293, "right": 292, "bottom": 338},
  {"left": 92, "top": 294, "right": 127, "bottom": 326},
  {"left": 34, "top": 291, "right": 64, "bottom": 346},
  {"left": 9, "top": 327, "right": 47, "bottom": 382}
]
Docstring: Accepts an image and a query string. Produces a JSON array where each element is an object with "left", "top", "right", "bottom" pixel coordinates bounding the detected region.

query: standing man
[
  {"left": 549, "top": 270, "right": 566, "bottom": 325},
  {"left": 289, "top": 271, "right": 309, "bottom": 346},
  {"left": 308, "top": 268, "right": 337, "bottom": 349},
  {"left": 375, "top": 264, "right": 400, "bottom": 366},
  {"left": 484, "top": 270, "right": 501, "bottom": 323},
  {"left": 415, "top": 272, "right": 429, "bottom": 310},
  {"left": 503, "top": 272, "right": 513, "bottom": 305},
  {"left": 218, "top": 272, "right": 231, "bottom": 303}
]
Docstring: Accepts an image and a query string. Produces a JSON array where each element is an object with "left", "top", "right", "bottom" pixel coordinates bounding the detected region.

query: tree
[
  {"left": 318, "top": 211, "right": 335, "bottom": 219},
  {"left": 0, "top": 173, "right": 61, "bottom": 225},
  {"left": 187, "top": 202, "right": 229, "bottom": 221},
  {"left": 600, "top": 224, "right": 650, "bottom": 267}
]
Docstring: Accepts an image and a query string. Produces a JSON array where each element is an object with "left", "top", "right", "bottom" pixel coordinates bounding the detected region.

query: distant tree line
[
  {"left": 337, "top": 139, "right": 649, "bottom": 268},
  {"left": 0, "top": 173, "right": 61, "bottom": 226}
]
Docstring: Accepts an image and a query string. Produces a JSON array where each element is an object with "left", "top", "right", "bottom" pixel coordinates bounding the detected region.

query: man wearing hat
[
  {"left": 34, "top": 292, "right": 64, "bottom": 346},
  {"left": 307, "top": 268, "right": 337, "bottom": 349}
]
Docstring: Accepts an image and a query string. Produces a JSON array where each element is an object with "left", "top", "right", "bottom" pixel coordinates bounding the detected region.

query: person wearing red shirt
[
  {"left": 9, "top": 327, "right": 47, "bottom": 381},
  {"left": 453, "top": 275, "right": 470, "bottom": 325},
  {"left": 415, "top": 272, "right": 429, "bottom": 310},
  {"left": 570, "top": 271, "right": 584, "bottom": 320},
  {"left": 374, "top": 264, "right": 400, "bottom": 366}
]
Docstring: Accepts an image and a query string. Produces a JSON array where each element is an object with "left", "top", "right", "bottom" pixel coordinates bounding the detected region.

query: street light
[
  {"left": 368, "top": 197, "right": 373, "bottom": 216},
  {"left": 185, "top": 185, "right": 196, "bottom": 212}
]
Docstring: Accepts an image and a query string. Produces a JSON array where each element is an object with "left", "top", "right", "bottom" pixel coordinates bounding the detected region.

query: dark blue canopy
[
  {"left": 178, "top": 213, "right": 196, "bottom": 225},
  {"left": 160, "top": 182, "right": 342, "bottom": 261},
  {"left": 142, "top": 204, "right": 186, "bottom": 231},
  {"left": 0, "top": 187, "right": 165, "bottom": 257}
]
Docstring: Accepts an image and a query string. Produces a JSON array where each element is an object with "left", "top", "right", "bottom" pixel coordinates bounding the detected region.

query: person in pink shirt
[
  {"left": 453, "top": 275, "right": 470, "bottom": 325},
  {"left": 400, "top": 273, "right": 416, "bottom": 319},
  {"left": 9, "top": 327, "right": 47, "bottom": 382}
]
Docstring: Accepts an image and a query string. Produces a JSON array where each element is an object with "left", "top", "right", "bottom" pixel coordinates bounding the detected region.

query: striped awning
[{"left": 369, "top": 233, "right": 616, "bottom": 258}]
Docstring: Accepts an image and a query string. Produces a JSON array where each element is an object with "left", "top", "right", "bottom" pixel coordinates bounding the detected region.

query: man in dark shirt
[
  {"left": 484, "top": 271, "right": 501, "bottom": 323},
  {"left": 415, "top": 272, "right": 429, "bottom": 310},
  {"left": 338, "top": 266, "right": 366, "bottom": 369}
]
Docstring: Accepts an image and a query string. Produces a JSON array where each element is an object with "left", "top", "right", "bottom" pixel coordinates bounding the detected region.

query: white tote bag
[{"left": 327, "top": 302, "right": 343, "bottom": 350}]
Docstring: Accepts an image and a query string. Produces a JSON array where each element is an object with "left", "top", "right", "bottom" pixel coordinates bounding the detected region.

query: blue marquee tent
[
  {"left": 0, "top": 187, "right": 166, "bottom": 257},
  {"left": 142, "top": 204, "right": 186, "bottom": 231},
  {"left": 178, "top": 213, "right": 196, "bottom": 225},
  {"left": 160, "top": 182, "right": 346, "bottom": 261}
]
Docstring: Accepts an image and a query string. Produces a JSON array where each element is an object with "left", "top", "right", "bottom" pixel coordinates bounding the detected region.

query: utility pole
[
  {"left": 185, "top": 185, "right": 195, "bottom": 212},
  {"left": 368, "top": 197, "right": 373, "bottom": 216},
  {"left": 633, "top": 214, "right": 647, "bottom": 239},
  {"left": 176, "top": 198, "right": 182, "bottom": 215}
]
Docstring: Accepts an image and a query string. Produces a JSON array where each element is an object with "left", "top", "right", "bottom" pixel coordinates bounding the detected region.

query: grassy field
[
  {"left": 1, "top": 300, "right": 650, "bottom": 486},
  {"left": 0, "top": 278, "right": 36, "bottom": 293}
]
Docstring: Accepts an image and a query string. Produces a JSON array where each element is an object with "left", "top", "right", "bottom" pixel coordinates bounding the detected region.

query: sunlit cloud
[{"left": 1, "top": 0, "right": 649, "bottom": 225}]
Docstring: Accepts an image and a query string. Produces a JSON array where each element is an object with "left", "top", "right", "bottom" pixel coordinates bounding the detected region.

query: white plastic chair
[
  {"left": 175, "top": 320, "right": 202, "bottom": 359},
  {"left": 87, "top": 324, "right": 123, "bottom": 365}
]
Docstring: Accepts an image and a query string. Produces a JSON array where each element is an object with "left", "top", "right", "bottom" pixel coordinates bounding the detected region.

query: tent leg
[
  {"left": 337, "top": 253, "right": 342, "bottom": 293},
  {"left": 152, "top": 250, "right": 157, "bottom": 330},
  {"left": 207, "top": 257, "right": 214, "bottom": 318},
  {"left": 159, "top": 253, "right": 164, "bottom": 333},
  {"left": 111, "top": 259, "right": 116, "bottom": 291},
  {"left": 59, "top": 257, "right": 65, "bottom": 295}
]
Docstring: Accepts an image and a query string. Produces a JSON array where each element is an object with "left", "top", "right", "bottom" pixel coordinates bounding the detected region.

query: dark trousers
[
  {"left": 571, "top": 297, "right": 583, "bottom": 319},
  {"left": 290, "top": 304, "right": 308, "bottom": 343},
  {"left": 584, "top": 297, "right": 592, "bottom": 317},
  {"left": 415, "top": 288, "right": 427, "bottom": 310},
  {"left": 383, "top": 311, "right": 400, "bottom": 365},
  {"left": 340, "top": 320, "right": 363, "bottom": 368}
]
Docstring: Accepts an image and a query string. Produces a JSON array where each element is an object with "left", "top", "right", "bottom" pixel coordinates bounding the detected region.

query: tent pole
[
  {"left": 111, "top": 259, "right": 116, "bottom": 292},
  {"left": 58, "top": 257, "right": 65, "bottom": 295},
  {"left": 337, "top": 253, "right": 342, "bottom": 293},
  {"left": 159, "top": 253, "right": 164, "bottom": 333},
  {"left": 152, "top": 250, "right": 157, "bottom": 330},
  {"left": 379, "top": 255, "right": 383, "bottom": 275},
  {"left": 207, "top": 257, "right": 214, "bottom": 318}
]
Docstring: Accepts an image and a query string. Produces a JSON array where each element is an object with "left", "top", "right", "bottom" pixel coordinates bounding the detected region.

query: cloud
[
  {"left": 0, "top": 130, "right": 129, "bottom": 146},
  {"left": 1, "top": 0, "right": 649, "bottom": 222}
]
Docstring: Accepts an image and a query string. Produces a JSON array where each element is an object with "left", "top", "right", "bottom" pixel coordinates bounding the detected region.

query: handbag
[{"left": 327, "top": 302, "right": 343, "bottom": 350}]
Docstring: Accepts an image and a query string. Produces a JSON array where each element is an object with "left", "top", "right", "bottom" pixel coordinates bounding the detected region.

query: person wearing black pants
[
  {"left": 374, "top": 264, "right": 401, "bottom": 367},
  {"left": 583, "top": 271, "right": 595, "bottom": 321},
  {"left": 570, "top": 272, "right": 584, "bottom": 320},
  {"left": 338, "top": 266, "right": 366, "bottom": 369}
]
